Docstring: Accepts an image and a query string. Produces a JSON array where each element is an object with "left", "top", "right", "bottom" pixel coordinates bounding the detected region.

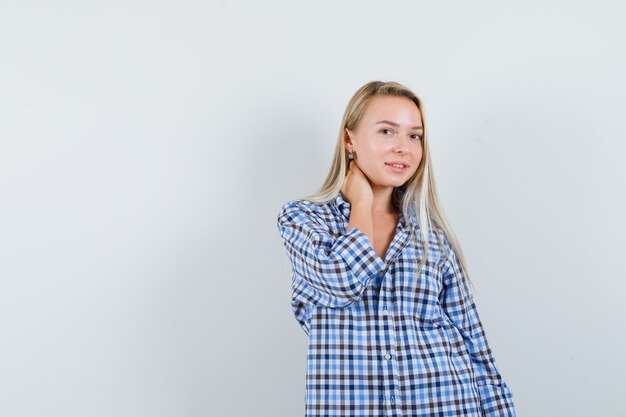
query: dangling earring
[{"left": 348, "top": 150, "right": 354, "bottom": 160}]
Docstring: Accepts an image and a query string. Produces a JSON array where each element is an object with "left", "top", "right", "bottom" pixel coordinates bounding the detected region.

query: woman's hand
[
  {"left": 341, "top": 160, "right": 373, "bottom": 208},
  {"left": 341, "top": 159, "right": 376, "bottom": 248}
]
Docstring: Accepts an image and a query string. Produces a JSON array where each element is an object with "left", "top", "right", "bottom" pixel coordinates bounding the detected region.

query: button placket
[
  {"left": 380, "top": 298, "right": 401, "bottom": 415},
  {"left": 379, "top": 242, "right": 406, "bottom": 416}
]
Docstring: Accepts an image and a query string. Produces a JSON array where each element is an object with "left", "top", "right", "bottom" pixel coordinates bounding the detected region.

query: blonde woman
[{"left": 276, "top": 81, "right": 516, "bottom": 416}]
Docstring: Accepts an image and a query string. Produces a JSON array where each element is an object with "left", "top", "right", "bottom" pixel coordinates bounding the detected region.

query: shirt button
[
  {"left": 390, "top": 395, "right": 395, "bottom": 405},
  {"left": 382, "top": 309, "right": 389, "bottom": 316},
  {"left": 385, "top": 353, "right": 392, "bottom": 360}
]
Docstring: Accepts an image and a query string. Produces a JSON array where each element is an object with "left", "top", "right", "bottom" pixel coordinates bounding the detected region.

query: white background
[{"left": 1, "top": 1, "right": 625, "bottom": 416}]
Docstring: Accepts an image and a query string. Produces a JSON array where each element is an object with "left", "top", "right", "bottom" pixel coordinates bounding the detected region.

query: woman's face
[{"left": 345, "top": 95, "right": 423, "bottom": 188}]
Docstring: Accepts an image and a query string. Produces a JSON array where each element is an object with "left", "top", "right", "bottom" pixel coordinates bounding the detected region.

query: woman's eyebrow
[{"left": 375, "top": 120, "right": 423, "bottom": 131}]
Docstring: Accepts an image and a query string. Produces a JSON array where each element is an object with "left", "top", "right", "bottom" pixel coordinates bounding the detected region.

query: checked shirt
[{"left": 276, "top": 191, "right": 516, "bottom": 417}]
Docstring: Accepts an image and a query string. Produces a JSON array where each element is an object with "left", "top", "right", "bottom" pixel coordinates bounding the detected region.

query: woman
[{"left": 276, "top": 81, "right": 516, "bottom": 416}]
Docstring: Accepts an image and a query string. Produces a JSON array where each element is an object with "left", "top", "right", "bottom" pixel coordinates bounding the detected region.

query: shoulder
[
  {"left": 436, "top": 228, "right": 452, "bottom": 252},
  {"left": 435, "top": 228, "right": 461, "bottom": 270},
  {"left": 276, "top": 198, "right": 336, "bottom": 228},
  {"left": 419, "top": 224, "right": 453, "bottom": 265}
]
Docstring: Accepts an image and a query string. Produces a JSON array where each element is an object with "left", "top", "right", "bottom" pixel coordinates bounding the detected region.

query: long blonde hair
[{"left": 300, "top": 80, "right": 475, "bottom": 295}]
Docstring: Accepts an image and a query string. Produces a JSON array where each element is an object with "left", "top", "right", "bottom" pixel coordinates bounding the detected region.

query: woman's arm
[
  {"left": 439, "top": 242, "right": 517, "bottom": 417},
  {"left": 277, "top": 200, "right": 386, "bottom": 308}
]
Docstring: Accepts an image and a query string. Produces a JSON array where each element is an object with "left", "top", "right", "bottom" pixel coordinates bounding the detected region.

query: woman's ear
[{"left": 344, "top": 128, "right": 355, "bottom": 152}]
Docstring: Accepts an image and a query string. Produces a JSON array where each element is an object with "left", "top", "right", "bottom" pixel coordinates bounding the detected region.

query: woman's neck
[{"left": 370, "top": 184, "right": 396, "bottom": 214}]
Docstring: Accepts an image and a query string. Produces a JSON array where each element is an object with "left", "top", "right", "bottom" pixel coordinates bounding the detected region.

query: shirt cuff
[{"left": 332, "top": 226, "right": 387, "bottom": 287}]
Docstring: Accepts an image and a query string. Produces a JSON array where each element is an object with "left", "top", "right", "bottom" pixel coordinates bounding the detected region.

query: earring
[{"left": 348, "top": 150, "right": 354, "bottom": 160}]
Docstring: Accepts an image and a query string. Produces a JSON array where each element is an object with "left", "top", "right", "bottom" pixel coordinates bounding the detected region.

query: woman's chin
[{"left": 370, "top": 177, "right": 406, "bottom": 188}]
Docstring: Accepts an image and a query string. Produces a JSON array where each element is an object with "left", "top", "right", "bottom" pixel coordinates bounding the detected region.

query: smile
[{"left": 385, "top": 163, "right": 408, "bottom": 173}]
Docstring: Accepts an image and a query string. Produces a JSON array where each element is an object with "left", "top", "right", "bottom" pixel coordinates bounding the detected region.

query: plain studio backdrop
[{"left": 1, "top": 0, "right": 625, "bottom": 416}]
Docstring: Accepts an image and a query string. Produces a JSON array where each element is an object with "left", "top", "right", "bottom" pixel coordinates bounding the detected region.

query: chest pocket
[{"left": 391, "top": 253, "right": 443, "bottom": 321}]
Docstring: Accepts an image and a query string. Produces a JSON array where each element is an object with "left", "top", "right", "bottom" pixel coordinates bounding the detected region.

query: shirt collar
[{"left": 335, "top": 191, "right": 418, "bottom": 228}]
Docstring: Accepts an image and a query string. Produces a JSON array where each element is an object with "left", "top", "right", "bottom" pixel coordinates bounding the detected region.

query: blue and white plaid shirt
[{"left": 277, "top": 191, "right": 516, "bottom": 416}]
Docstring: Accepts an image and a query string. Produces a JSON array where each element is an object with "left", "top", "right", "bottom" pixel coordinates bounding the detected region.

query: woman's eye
[{"left": 380, "top": 129, "right": 421, "bottom": 141}]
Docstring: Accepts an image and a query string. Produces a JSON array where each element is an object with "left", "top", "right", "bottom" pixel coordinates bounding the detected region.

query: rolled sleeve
[
  {"left": 331, "top": 226, "right": 387, "bottom": 287},
  {"left": 277, "top": 201, "right": 386, "bottom": 308}
]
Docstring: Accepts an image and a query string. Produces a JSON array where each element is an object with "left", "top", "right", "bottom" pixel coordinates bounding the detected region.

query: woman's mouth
[{"left": 385, "top": 162, "right": 408, "bottom": 173}]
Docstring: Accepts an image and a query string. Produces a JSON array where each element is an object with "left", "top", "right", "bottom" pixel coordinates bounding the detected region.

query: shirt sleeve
[
  {"left": 439, "top": 243, "right": 517, "bottom": 417},
  {"left": 277, "top": 200, "right": 387, "bottom": 308}
]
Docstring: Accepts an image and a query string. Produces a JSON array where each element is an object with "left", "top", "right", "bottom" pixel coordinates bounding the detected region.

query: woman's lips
[{"left": 385, "top": 163, "right": 408, "bottom": 173}]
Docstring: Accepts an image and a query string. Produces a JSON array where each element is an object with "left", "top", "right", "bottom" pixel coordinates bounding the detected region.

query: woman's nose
[{"left": 393, "top": 136, "right": 410, "bottom": 152}]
